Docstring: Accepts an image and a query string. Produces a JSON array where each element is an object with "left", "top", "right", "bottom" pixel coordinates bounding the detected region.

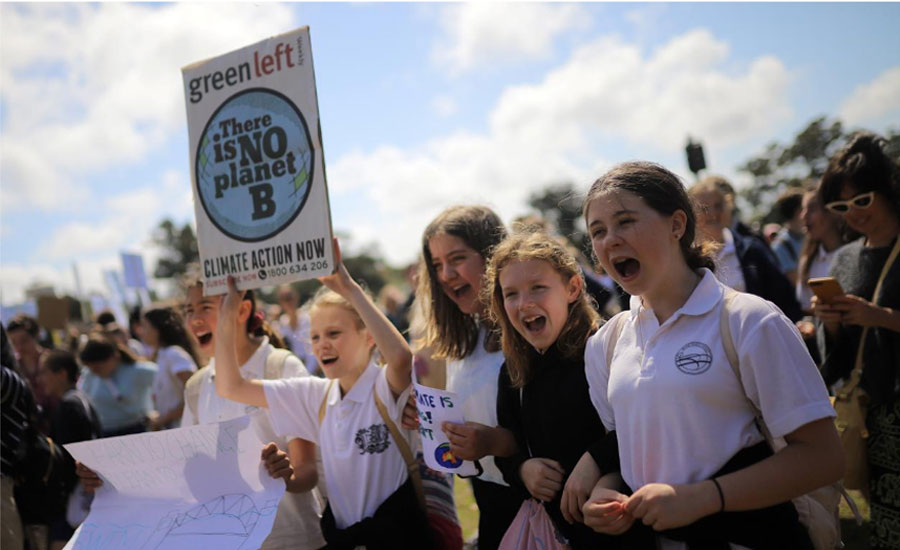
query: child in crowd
[
  {"left": 78, "top": 337, "right": 156, "bottom": 438},
  {"left": 213, "top": 241, "right": 431, "bottom": 550},
  {"left": 412, "top": 205, "right": 522, "bottom": 550},
  {"left": 581, "top": 161, "right": 843, "bottom": 548},
  {"left": 486, "top": 232, "right": 616, "bottom": 549},
  {"left": 141, "top": 307, "right": 199, "bottom": 430},
  {"left": 78, "top": 268, "right": 325, "bottom": 550}
]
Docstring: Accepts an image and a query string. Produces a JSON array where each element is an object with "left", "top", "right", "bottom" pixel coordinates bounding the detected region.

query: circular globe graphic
[
  {"left": 195, "top": 88, "right": 314, "bottom": 242},
  {"left": 434, "top": 442, "right": 463, "bottom": 469}
]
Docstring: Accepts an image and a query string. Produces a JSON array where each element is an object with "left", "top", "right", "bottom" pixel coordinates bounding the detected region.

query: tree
[
  {"left": 737, "top": 117, "right": 900, "bottom": 223},
  {"left": 737, "top": 117, "right": 846, "bottom": 222},
  {"left": 527, "top": 182, "right": 590, "bottom": 257},
  {"left": 152, "top": 219, "right": 200, "bottom": 279}
]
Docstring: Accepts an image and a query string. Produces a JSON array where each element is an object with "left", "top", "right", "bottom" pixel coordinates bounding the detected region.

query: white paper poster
[
  {"left": 413, "top": 383, "right": 477, "bottom": 476},
  {"left": 63, "top": 414, "right": 285, "bottom": 550},
  {"left": 120, "top": 252, "right": 148, "bottom": 290},
  {"left": 183, "top": 27, "right": 334, "bottom": 295}
]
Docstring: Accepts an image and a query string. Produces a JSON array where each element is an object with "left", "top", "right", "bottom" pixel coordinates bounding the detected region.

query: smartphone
[{"left": 808, "top": 277, "right": 844, "bottom": 303}]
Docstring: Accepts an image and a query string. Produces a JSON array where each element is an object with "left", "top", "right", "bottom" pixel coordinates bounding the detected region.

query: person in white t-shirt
[
  {"left": 214, "top": 240, "right": 431, "bottom": 550},
  {"left": 409, "top": 205, "right": 521, "bottom": 550},
  {"left": 77, "top": 272, "right": 326, "bottom": 550},
  {"left": 579, "top": 162, "right": 843, "bottom": 549},
  {"left": 141, "top": 306, "right": 199, "bottom": 430}
]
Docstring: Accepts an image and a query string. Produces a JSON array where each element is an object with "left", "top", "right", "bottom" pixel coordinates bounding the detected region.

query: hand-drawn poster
[
  {"left": 183, "top": 27, "right": 334, "bottom": 295},
  {"left": 63, "top": 414, "right": 285, "bottom": 550},
  {"left": 413, "top": 383, "right": 478, "bottom": 476}
]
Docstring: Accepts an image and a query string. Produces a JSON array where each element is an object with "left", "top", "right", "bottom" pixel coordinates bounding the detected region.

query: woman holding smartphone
[{"left": 812, "top": 132, "right": 900, "bottom": 550}]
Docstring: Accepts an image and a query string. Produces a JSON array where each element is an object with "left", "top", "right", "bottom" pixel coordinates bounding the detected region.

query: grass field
[{"left": 454, "top": 481, "right": 872, "bottom": 548}]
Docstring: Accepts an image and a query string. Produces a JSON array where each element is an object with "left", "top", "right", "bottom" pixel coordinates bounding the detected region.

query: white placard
[
  {"left": 413, "top": 383, "right": 477, "bottom": 476},
  {"left": 120, "top": 252, "right": 148, "bottom": 289},
  {"left": 183, "top": 27, "right": 334, "bottom": 295},
  {"left": 63, "top": 413, "right": 285, "bottom": 550}
]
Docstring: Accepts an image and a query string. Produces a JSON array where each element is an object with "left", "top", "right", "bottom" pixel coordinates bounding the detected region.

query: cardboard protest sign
[
  {"left": 183, "top": 27, "right": 334, "bottom": 295},
  {"left": 413, "top": 383, "right": 478, "bottom": 476},
  {"left": 37, "top": 296, "right": 69, "bottom": 330}
]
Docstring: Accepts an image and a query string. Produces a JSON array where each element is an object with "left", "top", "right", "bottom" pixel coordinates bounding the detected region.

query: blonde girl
[
  {"left": 214, "top": 241, "right": 430, "bottom": 550},
  {"left": 486, "top": 232, "right": 616, "bottom": 549},
  {"left": 581, "top": 161, "right": 843, "bottom": 549}
]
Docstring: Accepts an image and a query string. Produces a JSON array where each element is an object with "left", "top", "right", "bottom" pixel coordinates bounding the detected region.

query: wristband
[{"left": 711, "top": 478, "right": 725, "bottom": 513}]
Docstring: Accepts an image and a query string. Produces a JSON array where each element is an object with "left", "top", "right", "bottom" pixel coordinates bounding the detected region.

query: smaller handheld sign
[
  {"left": 183, "top": 27, "right": 334, "bottom": 295},
  {"left": 413, "top": 383, "right": 477, "bottom": 476}
]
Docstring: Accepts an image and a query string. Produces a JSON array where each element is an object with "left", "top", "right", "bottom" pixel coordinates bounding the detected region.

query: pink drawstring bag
[{"left": 498, "top": 499, "right": 571, "bottom": 550}]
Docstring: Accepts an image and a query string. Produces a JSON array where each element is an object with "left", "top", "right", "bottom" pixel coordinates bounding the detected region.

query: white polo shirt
[
  {"left": 585, "top": 269, "right": 834, "bottom": 491},
  {"left": 179, "top": 338, "right": 325, "bottom": 550},
  {"left": 152, "top": 345, "right": 197, "bottom": 426},
  {"left": 445, "top": 327, "right": 507, "bottom": 486},
  {"left": 263, "top": 360, "right": 414, "bottom": 529}
]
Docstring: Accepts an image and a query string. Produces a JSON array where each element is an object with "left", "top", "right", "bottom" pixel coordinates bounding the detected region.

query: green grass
[{"left": 453, "top": 483, "right": 872, "bottom": 548}]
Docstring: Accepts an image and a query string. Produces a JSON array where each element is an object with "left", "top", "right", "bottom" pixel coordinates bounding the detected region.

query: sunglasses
[{"left": 824, "top": 192, "right": 875, "bottom": 214}]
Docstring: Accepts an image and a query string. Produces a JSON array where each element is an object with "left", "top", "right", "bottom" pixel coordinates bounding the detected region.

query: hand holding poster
[
  {"left": 413, "top": 383, "right": 478, "bottom": 476},
  {"left": 183, "top": 27, "right": 334, "bottom": 294},
  {"left": 63, "top": 414, "right": 285, "bottom": 550}
]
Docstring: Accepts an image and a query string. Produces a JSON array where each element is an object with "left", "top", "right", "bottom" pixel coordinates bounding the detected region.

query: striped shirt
[{"left": 1, "top": 366, "right": 36, "bottom": 478}]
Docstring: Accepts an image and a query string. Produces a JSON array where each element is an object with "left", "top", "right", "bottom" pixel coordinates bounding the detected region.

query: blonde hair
[
  {"left": 483, "top": 232, "right": 598, "bottom": 388},
  {"left": 308, "top": 286, "right": 366, "bottom": 330}
]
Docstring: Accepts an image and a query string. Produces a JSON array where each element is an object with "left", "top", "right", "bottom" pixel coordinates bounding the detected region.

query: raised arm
[
  {"left": 318, "top": 238, "right": 412, "bottom": 397},
  {"left": 214, "top": 277, "right": 268, "bottom": 408}
]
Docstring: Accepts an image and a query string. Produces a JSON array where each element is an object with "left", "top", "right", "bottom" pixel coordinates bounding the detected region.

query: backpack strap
[
  {"left": 373, "top": 387, "right": 426, "bottom": 512},
  {"left": 318, "top": 380, "right": 335, "bottom": 426},
  {"left": 183, "top": 367, "right": 207, "bottom": 425},
  {"left": 605, "top": 313, "right": 628, "bottom": 371},
  {"left": 264, "top": 348, "right": 292, "bottom": 380}
]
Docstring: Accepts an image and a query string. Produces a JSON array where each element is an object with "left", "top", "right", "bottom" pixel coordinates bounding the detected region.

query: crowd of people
[{"left": 1, "top": 131, "right": 898, "bottom": 550}]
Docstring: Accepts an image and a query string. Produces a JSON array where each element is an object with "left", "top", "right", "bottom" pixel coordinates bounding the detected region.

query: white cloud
[
  {"left": 839, "top": 66, "right": 900, "bottom": 126},
  {"left": 329, "top": 29, "right": 790, "bottom": 265},
  {"left": 35, "top": 170, "right": 194, "bottom": 261},
  {"left": 0, "top": 3, "right": 297, "bottom": 211},
  {"left": 433, "top": 3, "right": 590, "bottom": 75},
  {"left": 431, "top": 95, "right": 458, "bottom": 117}
]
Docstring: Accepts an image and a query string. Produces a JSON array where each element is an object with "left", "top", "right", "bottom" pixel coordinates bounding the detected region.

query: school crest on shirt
[
  {"left": 674, "top": 342, "right": 713, "bottom": 375},
  {"left": 355, "top": 423, "right": 390, "bottom": 455}
]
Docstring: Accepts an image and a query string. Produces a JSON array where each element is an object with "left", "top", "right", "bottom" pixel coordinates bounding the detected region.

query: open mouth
[
  {"left": 522, "top": 315, "right": 547, "bottom": 334},
  {"left": 612, "top": 257, "right": 640, "bottom": 281},
  {"left": 195, "top": 332, "right": 213, "bottom": 346},
  {"left": 320, "top": 356, "right": 338, "bottom": 366},
  {"left": 450, "top": 284, "right": 471, "bottom": 299}
]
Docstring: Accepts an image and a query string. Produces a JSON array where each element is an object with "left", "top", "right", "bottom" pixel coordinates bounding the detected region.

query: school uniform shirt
[
  {"left": 445, "top": 327, "right": 507, "bottom": 486},
  {"left": 151, "top": 345, "right": 197, "bottom": 428},
  {"left": 178, "top": 338, "right": 325, "bottom": 550},
  {"left": 80, "top": 361, "right": 157, "bottom": 434},
  {"left": 585, "top": 269, "right": 835, "bottom": 491},
  {"left": 262, "top": 360, "right": 414, "bottom": 530},
  {"left": 714, "top": 228, "right": 747, "bottom": 292},
  {"left": 795, "top": 245, "right": 840, "bottom": 310}
]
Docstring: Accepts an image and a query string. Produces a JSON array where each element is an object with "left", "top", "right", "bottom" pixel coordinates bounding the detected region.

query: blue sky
[{"left": 2, "top": 2, "right": 899, "bottom": 305}]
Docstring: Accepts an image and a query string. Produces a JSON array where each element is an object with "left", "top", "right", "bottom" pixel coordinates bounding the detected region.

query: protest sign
[
  {"left": 120, "top": 252, "right": 148, "bottom": 289},
  {"left": 413, "top": 383, "right": 478, "bottom": 476},
  {"left": 37, "top": 296, "right": 69, "bottom": 330},
  {"left": 183, "top": 27, "right": 334, "bottom": 295},
  {"left": 63, "top": 413, "right": 284, "bottom": 550}
]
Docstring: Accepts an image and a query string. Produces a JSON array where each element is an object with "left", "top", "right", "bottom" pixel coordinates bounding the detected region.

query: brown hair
[
  {"left": 584, "top": 161, "right": 716, "bottom": 273},
  {"left": 418, "top": 205, "right": 507, "bottom": 359},
  {"left": 79, "top": 335, "right": 138, "bottom": 366},
  {"left": 484, "top": 232, "right": 598, "bottom": 388},
  {"left": 179, "top": 264, "right": 286, "bottom": 349},
  {"left": 820, "top": 131, "right": 900, "bottom": 217}
]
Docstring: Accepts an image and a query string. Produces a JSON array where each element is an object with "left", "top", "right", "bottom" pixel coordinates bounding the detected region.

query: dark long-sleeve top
[
  {"left": 495, "top": 343, "right": 612, "bottom": 548},
  {"left": 733, "top": 231, "right": 804, "bottom": 322},
  {"left": 818, "top": 237, "right": 900, "bottom": 405}
]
